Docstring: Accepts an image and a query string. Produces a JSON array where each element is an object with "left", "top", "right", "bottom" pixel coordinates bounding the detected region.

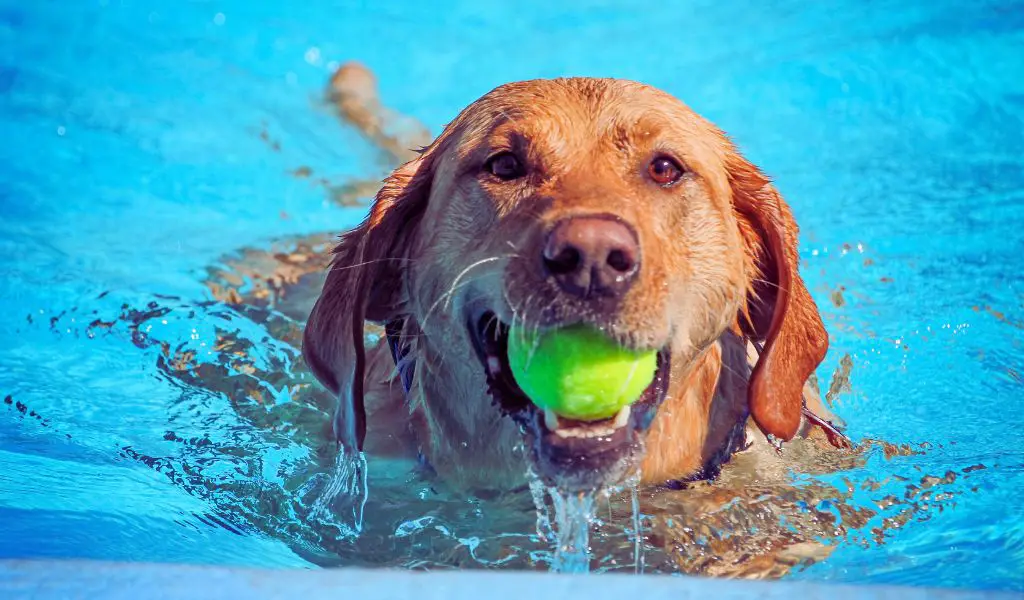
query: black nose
[{"left": 542, "top": 215, "right": 640, "bottom": 298}]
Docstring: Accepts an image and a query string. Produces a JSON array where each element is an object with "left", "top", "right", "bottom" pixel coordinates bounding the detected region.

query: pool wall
[{"left": 1, "top": 560, "right": 1018, "bottom": 600}]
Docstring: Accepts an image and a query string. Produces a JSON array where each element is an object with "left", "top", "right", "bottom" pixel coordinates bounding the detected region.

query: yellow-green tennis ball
[{"left": 506, "top": 325, "right": 657, "bottom": 421}]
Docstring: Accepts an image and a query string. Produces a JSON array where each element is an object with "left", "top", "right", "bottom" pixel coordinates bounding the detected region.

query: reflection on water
[{"left": 1, "top": 236, "right": 985, "bottom": 577}]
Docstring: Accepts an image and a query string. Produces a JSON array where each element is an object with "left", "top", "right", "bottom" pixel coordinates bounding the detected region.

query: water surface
[{"left": 0, "top": 0, "right": 1022, "bottom": 591}]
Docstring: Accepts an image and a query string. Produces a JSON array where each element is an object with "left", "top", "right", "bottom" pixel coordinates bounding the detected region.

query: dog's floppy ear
[
  {"left": 728, "top": 153, "right": 829, "bottom": 442},
  {"left": 302, "top": 153, "right": 434, "bottom": 452}
]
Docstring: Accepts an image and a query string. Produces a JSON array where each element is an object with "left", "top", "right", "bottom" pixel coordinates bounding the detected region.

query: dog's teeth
[
  {"left": 549, "top": 406, "right": 632, "bottom": 439},
  {"left": 486, "top": 356, "right": 502, "bottom": 376},
  {"left": 543, "top": 408, "right": 560, "bottom": 431},
  {"left": 612, "top": 405, "right": 631, "bottom": 428},
  {"left": 555, "top": 423, "right": 614, "bottom": 439}
]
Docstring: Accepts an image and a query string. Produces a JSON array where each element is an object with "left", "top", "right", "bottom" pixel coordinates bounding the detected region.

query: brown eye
[
  {"left": 648, "top": 156, "right": 684, "bottom": 186},
  {"left": 485, "top": 152, "right": 525, "bottom": 180}
]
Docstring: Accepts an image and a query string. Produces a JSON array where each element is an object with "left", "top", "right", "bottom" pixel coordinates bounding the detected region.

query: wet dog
[{"left": 303, "top": 67, "right": 848, "bottom": 494}]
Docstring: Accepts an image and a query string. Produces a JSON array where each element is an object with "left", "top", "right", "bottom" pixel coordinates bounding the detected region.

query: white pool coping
[{"left": 1, "top": 560, "right": 1018, "bottom": 600}]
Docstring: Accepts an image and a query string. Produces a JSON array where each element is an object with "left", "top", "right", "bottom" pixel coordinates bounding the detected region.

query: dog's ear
[
  {"left": 728, "top": 152, "right": 829, "bottom": 442},
  {"left": 302, "top": 153, "right": 435, "bottom": 452}
]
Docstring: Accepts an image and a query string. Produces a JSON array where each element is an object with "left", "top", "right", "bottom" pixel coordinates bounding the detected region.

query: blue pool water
[{"left": 1, "top": 0, "right": 1022, "bottom": 591}]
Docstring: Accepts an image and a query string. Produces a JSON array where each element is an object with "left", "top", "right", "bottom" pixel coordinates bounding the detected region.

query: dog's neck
[
  {"left": 390, "top": 318, "right": 530, "bottom": 490},
  {"left": 636, "top": 330, "right": 751, "bottom": 485}
]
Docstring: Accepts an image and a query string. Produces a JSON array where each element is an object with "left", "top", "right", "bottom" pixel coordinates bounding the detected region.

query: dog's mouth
[{"left": 467, "top": 310, "right": 671, "bottom": 492}]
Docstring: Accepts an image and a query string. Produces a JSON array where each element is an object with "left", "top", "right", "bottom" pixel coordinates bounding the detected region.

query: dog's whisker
[
  {"left": 445, "top": 256, "right": 505, "bottom": 299},
  {"left": 422, "top": 270, "right": 503, "bottom": 329},
  {"left": 533, "top": 296, "right": 560, "bottom": 350},
  {"left": 420, "top": 251, "right": 519, "bottom": 330},
  {"left": 484, "top": 312, "right": 500, "bottom": 340},
  {"left": 501, "top": 284, "right": 518, "bottom": 324},
  {"left": 507, "top": 295, "right": 524, "bottom": 348},
  {"left": 442, "top": 254, "right": 519, "bottom": 312},
  {"left": 328, "top": 256, "right": 418, "bottom": 271},
  {"left": 749, "top": 278, "right": 794, "bottom": 294},
  {"left": 717, "top": 360, "right": 749, "bottom": 384}
]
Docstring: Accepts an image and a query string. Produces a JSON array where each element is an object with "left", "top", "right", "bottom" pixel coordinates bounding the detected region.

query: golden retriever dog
[{"left": 303, "top": 72, "right": 849, "bottom": 495}]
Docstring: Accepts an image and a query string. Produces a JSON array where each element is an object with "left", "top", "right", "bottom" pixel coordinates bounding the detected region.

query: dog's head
[{"left": 304, "top": 78, "right": 827, "bottom": 492}]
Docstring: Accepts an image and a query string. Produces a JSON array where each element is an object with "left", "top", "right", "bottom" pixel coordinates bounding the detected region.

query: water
[
  {"left": 1, "top": 0, "right": 1023, "bottom": 592},
  {"left": 307, "top": 450, "right": 368, "bottom": 538},
  {"left": 548, "top": 491, "right": 596, "bottom": 574},
  {"left": 631, "top": 486, "right": 644, "bottom": 575},
  {"left": 526, "top": 476, "right": 616, "bottom": 574}
]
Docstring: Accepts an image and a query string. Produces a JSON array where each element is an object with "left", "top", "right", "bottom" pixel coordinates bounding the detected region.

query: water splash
[
  {"left": 17, "top": 290, "right": 997, "bottom": 576},
  {"left": 631, "top": 485, "right": 645, "bottom": 574},
  {"left": 548, "top": 489, "right": 596, "bottom": 573},
  {"left": 525, "top": 468, "right": 597, "bottom": 573},
  {"left": 527, "top": 471, "right": 554, "bottom": 542},
  {"left": 307, "top": 450, "right": 368, "bottom": 539}
]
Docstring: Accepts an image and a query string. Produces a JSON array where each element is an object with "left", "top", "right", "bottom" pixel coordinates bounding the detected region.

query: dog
[{"left": 303, "top": 71, "right": 849, "bottom": 496}]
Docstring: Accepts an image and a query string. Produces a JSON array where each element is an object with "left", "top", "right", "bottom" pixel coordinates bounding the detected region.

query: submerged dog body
[{"left": 304, "top": 77, "right": 832, "bottom": 493}]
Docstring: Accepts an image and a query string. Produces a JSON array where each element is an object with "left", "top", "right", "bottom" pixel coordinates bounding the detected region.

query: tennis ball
[{"left": 506, "top": 324, "right": 657, "bottom": 421}]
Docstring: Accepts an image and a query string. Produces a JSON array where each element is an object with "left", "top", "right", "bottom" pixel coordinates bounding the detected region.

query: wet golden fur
[{"left": 304, "top": 66, "right": 832, "bottom": 491}]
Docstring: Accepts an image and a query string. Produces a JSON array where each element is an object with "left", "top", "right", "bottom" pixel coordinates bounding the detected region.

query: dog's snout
[{"left": 542, "top": 215, "right": 640, "bottom": 298}]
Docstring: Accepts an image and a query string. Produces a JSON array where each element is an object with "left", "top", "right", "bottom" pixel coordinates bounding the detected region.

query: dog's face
[
  {"left": 414, "top": 81, "right": 750, "bottom": 489},
  {"left": 304, "top": 78, "right": 828, "bottom": 492}
]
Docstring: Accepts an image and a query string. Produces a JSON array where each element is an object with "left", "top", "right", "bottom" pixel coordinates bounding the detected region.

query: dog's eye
[
  {"left": 485, "top": 152, "right": 526, "bottom": 181},
  {"left": 647, "top": 156, "right": 684, "bottom": 186}
]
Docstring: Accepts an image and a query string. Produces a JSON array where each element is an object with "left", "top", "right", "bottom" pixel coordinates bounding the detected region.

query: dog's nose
[{"left": 542, "top": 216, "right": 640, "bottom": 298}]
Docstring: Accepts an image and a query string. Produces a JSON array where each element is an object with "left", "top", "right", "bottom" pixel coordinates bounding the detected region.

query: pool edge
[{"left": 1, "top": 559, "right": 1017, "bottom": 599}]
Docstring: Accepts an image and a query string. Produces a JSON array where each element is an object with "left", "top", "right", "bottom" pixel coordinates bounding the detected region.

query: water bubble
[{"left": 213, "top": 13, "right": 226, "bottom": 26}]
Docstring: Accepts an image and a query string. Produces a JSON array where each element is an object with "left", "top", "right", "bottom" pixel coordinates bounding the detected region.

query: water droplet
[{"left": 213, "top": 12, "right": 226, "bottom": 26}]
